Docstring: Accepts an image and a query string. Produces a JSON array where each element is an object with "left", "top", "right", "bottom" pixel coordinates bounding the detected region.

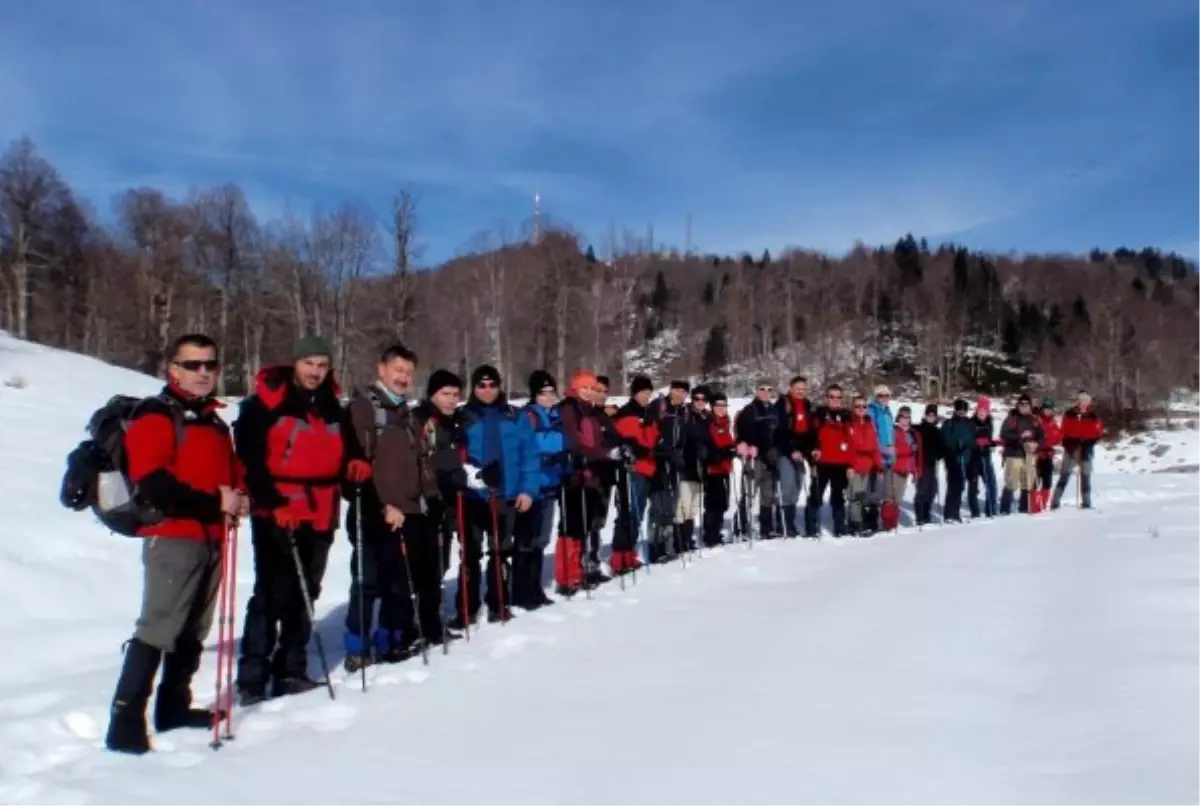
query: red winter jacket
[
  {"left": 892, "top": 426, "right": 918, "bottom": 476},
  {"left": 235, "top": 365, "right": 347, "bottom": 532},
  {"left": 125, "top": 385, "right": 243, "bottom": 541},
  {"left": 707, "top": 414, "right": 736, "bottom": 476},
  {"left": 1060, "top": 406, "right": 1103, "bottom": 456},
  {"left": 848, "top": 414, "right": 884, "bottom": 475},
  {"left": 812, "top": 406, "right": 853, "bottom": 466},
  {"left": 613, "top": 400, "right": 659, "bottom": 479},
  {"left": 1037, "top": 412, "right": 1062, "bottom": 458}
]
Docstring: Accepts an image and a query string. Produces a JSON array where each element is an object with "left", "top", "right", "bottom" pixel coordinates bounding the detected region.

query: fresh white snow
[{"left": 0, "top": 332, "right": 1197, "bottom": 804}]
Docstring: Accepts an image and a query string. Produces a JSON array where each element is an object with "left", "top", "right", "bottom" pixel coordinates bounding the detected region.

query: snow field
[{"left": 0, "top": 333, "right": 1196, "bottom": 803}]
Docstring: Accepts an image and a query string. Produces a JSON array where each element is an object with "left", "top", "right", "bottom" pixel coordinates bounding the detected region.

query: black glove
[
  {"left": 480, "top": 462, "right": 502, "bottom": 489},
  {"left": 630, "top": 442, "right": 651, "bottom": 459},
  {"left": 620, "top": 444, "right": 635, "bottom": 464},
  {"left": 447, "top": 467, "right": 469, "bottom": 491}
]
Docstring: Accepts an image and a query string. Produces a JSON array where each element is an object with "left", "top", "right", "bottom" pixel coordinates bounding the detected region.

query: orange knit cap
[{"left": 568, "top": 370, "right": 599, "bottom": 397}]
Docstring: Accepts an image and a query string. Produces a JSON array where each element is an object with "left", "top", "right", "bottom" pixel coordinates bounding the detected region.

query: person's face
[
  {"left": 826, "top": 389, "right": 843, "bottom": 410},
  {"left": 1042, "top": 406, "right": 1054, "bottom": 418},
  {"left": 714, "top": 401, "right": 729, "bottom": 419},
  {"left": 897, "top": 413, "right": 911, "bottom": 430},
  {"left": 431, "top": 386, "right": 460, "bottom": 416},
  {"left": 295, "top": 355, "right": 331, "bottom": 391},
  {"left": 634, "top": 389, "right": 652, "bottom": 407},
  {"left": 536, "top": 386, "right": 559, "bottom": 408},
  {"left": 377, "top": 357, "right": 413, "bottom": 397},
  {"left": 791, "top": 381, "right": 807, "bottom": 399},
  {"left": 852, "top": 398, "right": 867, "bottom": 416},
  {"left": 975, "top": 409, "right": 988, "bottom": 420},
  {"left": 670, "top": 388, "right": 686, "bottom": 405},
  {"left": 1018, "top": 401, "right": 1033, "bottom": 416},
  {"left": 475, "top": 377, "right": 499, "bottom": 404},
  {"left": 168, "top": 344, "right": 219, "bottom": 398},
  {"left": 875, "top": 390, "right": 891, "bottom": 406},
  {"left": 1077, "top": 396, "right": 1091, "bottom": 412},
  {"left": 924, "top": 411, "right": 938, "bottom": 425},
  {"left": 756, "top": 385, "right": 774, "bottom": 402},
  {"left": 594, "top": 382, "right": 608, "bottom": 405},
  {"left": 691, "top": 392, "right": 708, "bottom": 413}
]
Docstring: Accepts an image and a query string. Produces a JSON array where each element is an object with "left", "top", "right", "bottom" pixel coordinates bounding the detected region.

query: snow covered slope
[{"left": 0, "top": 333, "right": 1197, "bottom": 804}]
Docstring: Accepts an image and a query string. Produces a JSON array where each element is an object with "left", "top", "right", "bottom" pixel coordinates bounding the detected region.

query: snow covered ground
[{"left": 1, "top": 333, "right": 1197, "bottom": 804}]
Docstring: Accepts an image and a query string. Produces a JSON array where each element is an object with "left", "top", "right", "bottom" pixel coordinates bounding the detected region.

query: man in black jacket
[
  {"left": 411, "top": 369, "right": 472, "bottom": 640},
  {"left": 734, "top": 380, "right": 780, "bottom": 538},
  {"left": 914, "top": 404, "right": 945, "bottom": 525},
  {"left": 674, "top": 385, "right": 713, "bottom": 553},
  {"left": 647, "top": 381, "right": 691, "bottom": 561}
]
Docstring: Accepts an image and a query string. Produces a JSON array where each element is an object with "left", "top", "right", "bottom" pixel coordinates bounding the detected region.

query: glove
[
  {"left": 480, "top": 462, "right": 502, "bottom": 490},
  {"left": 461, "top": 463, "right": 490, "bottom": 491},
  {"left": 273, "top": 506, "right": 302, "bottom": 532},
  {"left": 736, "top": 443, "right": 751, "bottom": 459},
  {"left": 345, "top": 459, "right": 372, "bottom": 484},
  {"left": 607, "top": 446, "right": 623, "bottom": 461}
]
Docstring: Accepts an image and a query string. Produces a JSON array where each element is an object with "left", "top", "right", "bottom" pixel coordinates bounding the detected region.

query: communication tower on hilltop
[{"left": 532, "top": 191, "right": 542, "bottom": 243}]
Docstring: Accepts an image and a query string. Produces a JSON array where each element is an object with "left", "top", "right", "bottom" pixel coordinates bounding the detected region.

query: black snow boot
[
  {"left": 530, "top": 549, "right": 554, "bottom": 607},
  {"left": 273, "top": 675, "right": 323, "bottom": 697},
  {"left": 1018, "top": 490, "right": 1030, "bottom": 514},
  {"left": 782, "top": 505, "right": 799, "bottom": 538},
  {"left": 105, "top": 638, "right": 162, "bottom": 755},
  {"left": 155, "top": 638, "right": 224, "bottom": 732},
  {"left": 678, "top": 521, "right": 695, "bottom": 554},
  {"left": 999, "top": 489, "right": 1013, "bottom": 515},
  {"left": 509, "top": 552, "right": 533, "bottom": 609},
  {"left": 804, "top": 503, "right": 821, "bottom": 538},
  {"left": 236, "top": 681, "right": 269, "bottom": 707},
  {"left": 758, "top": 509, "right": 775, "bottom": 539}
]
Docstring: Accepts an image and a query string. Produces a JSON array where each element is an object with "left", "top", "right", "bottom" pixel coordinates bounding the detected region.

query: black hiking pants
[{"left": 237, "top": 518, "right": 332, "bottom": 687}]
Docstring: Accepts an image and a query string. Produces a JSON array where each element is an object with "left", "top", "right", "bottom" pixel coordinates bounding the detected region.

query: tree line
[{"left": 2, "top": 136, "right": 1196, "bottom": 424}]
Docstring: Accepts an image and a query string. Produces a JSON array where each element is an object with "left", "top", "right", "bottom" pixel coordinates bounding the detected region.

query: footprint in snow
[
  {"left": 62, "top": 710, "right": 100, "bottom": 741},
  {"left": 0, "top": 691, "right": 67, "bottom": 718},
  {"left": 290, "top": 702, "right": 356, "bottom": 733}
]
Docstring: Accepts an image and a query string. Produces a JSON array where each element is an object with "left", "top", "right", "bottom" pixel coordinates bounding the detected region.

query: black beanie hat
[
  {"left": 953, "top": 398, "right": 969, "bottom": 412},
  {"left": 470, "top": 364, "right": 501, "bottom": 389},
  {"left": 528, "top": 369, "right": 556, "bottom": 398},
  {"left": 630, "top": 375, "right": 654, "bottom": 396},
  {"left": 691, "top": 384, "right": 711, "bottom": 400},
  {"left": 670, "top": 379, "right": 691, "bottom": 392},
  {"left": 925, "top": 403, "right": 939, "bottom": 416},
  {"left": 711, "top": 390, "right": 728, "bottom": 405},
  {"left": 1017, "top": 393, "right": 1033, "bottom": 405},
  {"left": 426, "top": 369, "right": 462, "bottom": 399}
]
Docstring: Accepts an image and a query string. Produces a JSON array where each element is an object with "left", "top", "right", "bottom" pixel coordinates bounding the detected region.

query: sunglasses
[
  {"left": 537, "top": 387, "right": 555, "bottom": 395},
  {"left": 693, "top": 396, "right": 707, "bottom": 403},
  {"left": 758, "top": 387, "right": 774, "bottom": 393},
  {"left": 827, "top": 393, "right": 843, "bottom": 400},
  {"left": 476, "top": 381, "right": 497, "bottom": 389},
  {"left": 175, "top": 359, "right": 220, "bottom": 372},
  {"left": 853, "top": 404, "right": 867, "bottom": 410}
]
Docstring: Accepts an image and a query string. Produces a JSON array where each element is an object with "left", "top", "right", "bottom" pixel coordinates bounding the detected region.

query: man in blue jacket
[
  {"left": 454, "top": 365, "right": 539, "bottom": 626},
  {"left": 867, "top": 385, "right": 896, "bottom": 471},
  {"left": 515, "top": 370, "right": 566, "bottom": 610}
]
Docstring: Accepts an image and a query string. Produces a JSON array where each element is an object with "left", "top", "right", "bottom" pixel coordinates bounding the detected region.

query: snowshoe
[
  {"left": 273, "top": 676, "right": 322, "bottom": 697},
  {"left": 343, "top": 653, "right": 370, "bottom": 674}
]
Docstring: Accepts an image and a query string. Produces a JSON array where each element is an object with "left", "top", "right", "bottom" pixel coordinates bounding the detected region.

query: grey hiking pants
[{"left": 134, "top": 537, "right": 222, "bottom": 652}]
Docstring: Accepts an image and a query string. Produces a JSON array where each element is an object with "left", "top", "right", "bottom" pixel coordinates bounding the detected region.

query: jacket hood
[{"left": 255, "top": 364, "right": 341, "bottom": 412}]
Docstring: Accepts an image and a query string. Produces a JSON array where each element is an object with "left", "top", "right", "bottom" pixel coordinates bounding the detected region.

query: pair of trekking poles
[{"left": 209, "top": 513, "right": 338, "bottom": 750}]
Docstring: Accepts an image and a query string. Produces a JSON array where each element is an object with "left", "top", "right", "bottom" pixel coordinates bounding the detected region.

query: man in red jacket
[
  {"left": 702, "top": 391, "right": 737, "bottom": 546},
  {"left": 1035, "top": 397, "right": 1062, "bottom": 494},
  {"left": 234, "top": 336, "right": 370, "bottom": 703},
  {"left": 804, "top": 384, "right": 854, "bottom": 537},
  {"left": 847, "top": 394, "right": 885, "bottom": 535},
  {"left": 611, "top": 376, "right": 657, "bottom": 573},
  {"left": 1052, "top": 390, "right": 1104, "bottom": 510},
  {"left": 105, "top": 334, "right": 248, "bottom": 755}
]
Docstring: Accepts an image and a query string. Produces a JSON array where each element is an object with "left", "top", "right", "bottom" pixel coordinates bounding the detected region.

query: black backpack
[{"left": 60, "top": 394, "right": 183, "bottom": 537}]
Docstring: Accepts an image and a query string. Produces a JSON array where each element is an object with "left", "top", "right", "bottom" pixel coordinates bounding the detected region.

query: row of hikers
[{"left": 89, "top": 333, "right": 1103, "bottom": 755}]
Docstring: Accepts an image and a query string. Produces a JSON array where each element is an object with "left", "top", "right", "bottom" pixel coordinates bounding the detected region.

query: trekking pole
[
  {"left": 211, "top": 520, "right": 233, "bottom": 750},
  {"left": 435, "top": 525, "right": 449, "bottom": 654},
  {"left": 488, "top": 493, "right": 509, "bottom": 623},
  {"left": 774, "top": 478, "right": 783, "bottom": 539},
  {"left": 747, "top": 458, "right": 756, "bottom": 550},
  {"left": 618, "top": 470, "right": 629, "bottom": 592},
  {"left": 580, "top": 486, "right": 593, "bottom": 599},
  {"left": 397, "top": 527, "right": 429, "bottom": 665},
  {"left": 696, "top": 476, "right": 706, "bottom": 558},
  {"left": 285, "top": 529, "right": 336, "bottom": 701},
  {"left": 455, "top": 491, "right": 471, "bottom": 642},
  {"left": 353, "top": 491, "right": 368, "bottom": 691},
  {"left": 221, "top": 522, "right": 239, "bottom": 739}
]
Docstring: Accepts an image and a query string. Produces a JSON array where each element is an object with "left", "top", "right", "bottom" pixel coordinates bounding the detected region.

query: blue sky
[{"left": 1, "top": 0, "right": 1196, "bottom": 264}]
